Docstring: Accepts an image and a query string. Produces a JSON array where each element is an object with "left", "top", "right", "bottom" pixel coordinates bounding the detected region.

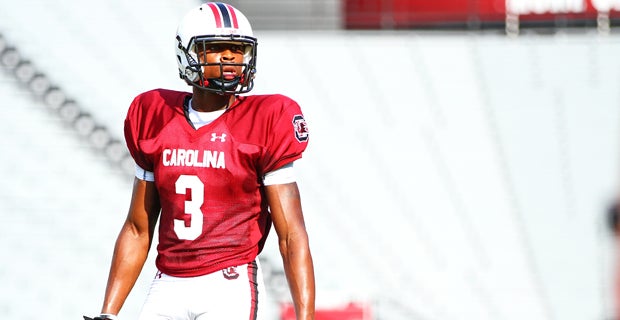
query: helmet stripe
[
  {"left": 215, "top": 2, "right": 232, "bottom": 28},
  {"left": 225, "top": 4, "right": 239, "bottom": 28},
  {"left": 207, "top": 2, "right": 223, "bottom": 28}
]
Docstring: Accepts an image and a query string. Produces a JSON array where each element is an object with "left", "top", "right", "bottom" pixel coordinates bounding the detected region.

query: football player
[{"left": 90, "top": 2, "right": 315, "bottom": 319}]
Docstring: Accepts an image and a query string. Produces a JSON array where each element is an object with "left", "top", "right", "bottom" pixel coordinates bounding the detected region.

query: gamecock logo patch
[
  {"left": 223, "top": 266, "right": 239, "bottom": 280},
  {"left": 292, "top": 115, "right": 309, "bottom": 142}
]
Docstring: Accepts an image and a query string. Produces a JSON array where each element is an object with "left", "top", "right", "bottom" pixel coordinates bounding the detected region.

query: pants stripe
[{"left": 247, "top": 260, "right": 259, "bottom": 320}]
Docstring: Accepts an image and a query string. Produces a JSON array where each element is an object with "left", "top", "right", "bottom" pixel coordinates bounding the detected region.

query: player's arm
[
  {"left": 100, "top": 177, "right": 161, "bottom": 316},
  {"left": 265, "top": 182, "right": 315, "bottom": 319}
]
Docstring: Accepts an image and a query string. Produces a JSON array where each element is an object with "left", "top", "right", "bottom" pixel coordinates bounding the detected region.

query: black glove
[{"left": 608, "top": 201, "right": 619, "bottom": 234}]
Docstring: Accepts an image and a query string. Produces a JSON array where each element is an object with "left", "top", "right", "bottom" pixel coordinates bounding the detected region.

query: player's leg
[
  {"left": 137, "top": 271, "right": 188, "bottom": 320},
  {"left": 194, "top": 260, "right": 267, "bottom": 320}
]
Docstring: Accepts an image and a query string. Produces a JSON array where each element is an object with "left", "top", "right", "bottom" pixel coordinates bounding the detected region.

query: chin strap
[
  {"left": 184, "top": 70, "right": 254, "bottom": 94},
  {"left": 205, "top": 76, "right": 241, "bottom": 91}
]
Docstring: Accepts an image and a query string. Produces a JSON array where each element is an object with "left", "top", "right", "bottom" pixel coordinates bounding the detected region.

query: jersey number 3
[{"left": 174, "top": 175, "right": 204, "bottom": 240}]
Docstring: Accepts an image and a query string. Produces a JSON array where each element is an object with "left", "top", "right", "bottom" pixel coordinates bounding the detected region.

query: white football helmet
[{"left": 176, "top": 2, "right": 257, "bottom": 94}]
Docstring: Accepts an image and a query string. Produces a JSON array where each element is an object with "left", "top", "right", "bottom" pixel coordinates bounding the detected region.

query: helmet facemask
[{"left": 177, "top": 35, "right": 257, "bottom": 95}]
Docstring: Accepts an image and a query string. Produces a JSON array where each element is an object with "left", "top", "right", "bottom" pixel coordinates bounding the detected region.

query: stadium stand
[
  {"left": 0, "top": 50, "right": 148, "bottom": 318},
  {"left": 2, "top": 0, "right": 620, "bottom": 319}
]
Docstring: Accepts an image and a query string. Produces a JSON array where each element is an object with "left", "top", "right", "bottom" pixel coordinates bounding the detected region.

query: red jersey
[{"left": 124, "top": 89, "right": 309, "bottom": 277}]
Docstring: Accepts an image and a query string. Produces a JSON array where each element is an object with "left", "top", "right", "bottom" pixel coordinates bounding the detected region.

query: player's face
[{"left": 195, "top": 42, "right": 246, "bottom": 80}]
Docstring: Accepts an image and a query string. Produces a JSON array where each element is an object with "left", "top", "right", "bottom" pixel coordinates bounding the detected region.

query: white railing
[
  {"left": 507, "top": 0, "right": 620, "bottom": 14},
  {"left": 505, "top": 0, "right": 620, "bottom": 35}
]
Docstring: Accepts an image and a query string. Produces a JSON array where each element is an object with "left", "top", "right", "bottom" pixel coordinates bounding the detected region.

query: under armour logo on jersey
[
  {"left": 223, "top": 266, "right": 239, "bottom": 280},
  {"left": 292, "top": 115, "right": 309, "bottom": 142},
  {"left": 210, "top": 133, "right": 227, "bottom": 142}
]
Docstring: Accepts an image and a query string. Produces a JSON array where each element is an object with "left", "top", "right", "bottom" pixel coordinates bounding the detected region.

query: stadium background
[{"left": 1, "top": 0, "right": 620, "bottom": 319}]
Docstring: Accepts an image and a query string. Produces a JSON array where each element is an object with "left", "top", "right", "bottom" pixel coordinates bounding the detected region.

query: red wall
[
  {"left": 344, "top": 0, "right": 618, "bottom": 29},
  {"left": 280, "top": 302, "right": 371, "bottom": 320}
]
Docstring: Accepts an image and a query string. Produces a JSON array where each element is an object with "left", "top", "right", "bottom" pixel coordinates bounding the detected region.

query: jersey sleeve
[
  {"left": 261, "top": 97, "right": 309, "bottom": 174},
  {"left": 124, "top": 94, "right": 154, "bottom": 172}
]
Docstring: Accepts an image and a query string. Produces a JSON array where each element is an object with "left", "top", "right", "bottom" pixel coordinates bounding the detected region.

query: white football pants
[{"left": 137, "top": 260, "right": 266, "bottom": 320}]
